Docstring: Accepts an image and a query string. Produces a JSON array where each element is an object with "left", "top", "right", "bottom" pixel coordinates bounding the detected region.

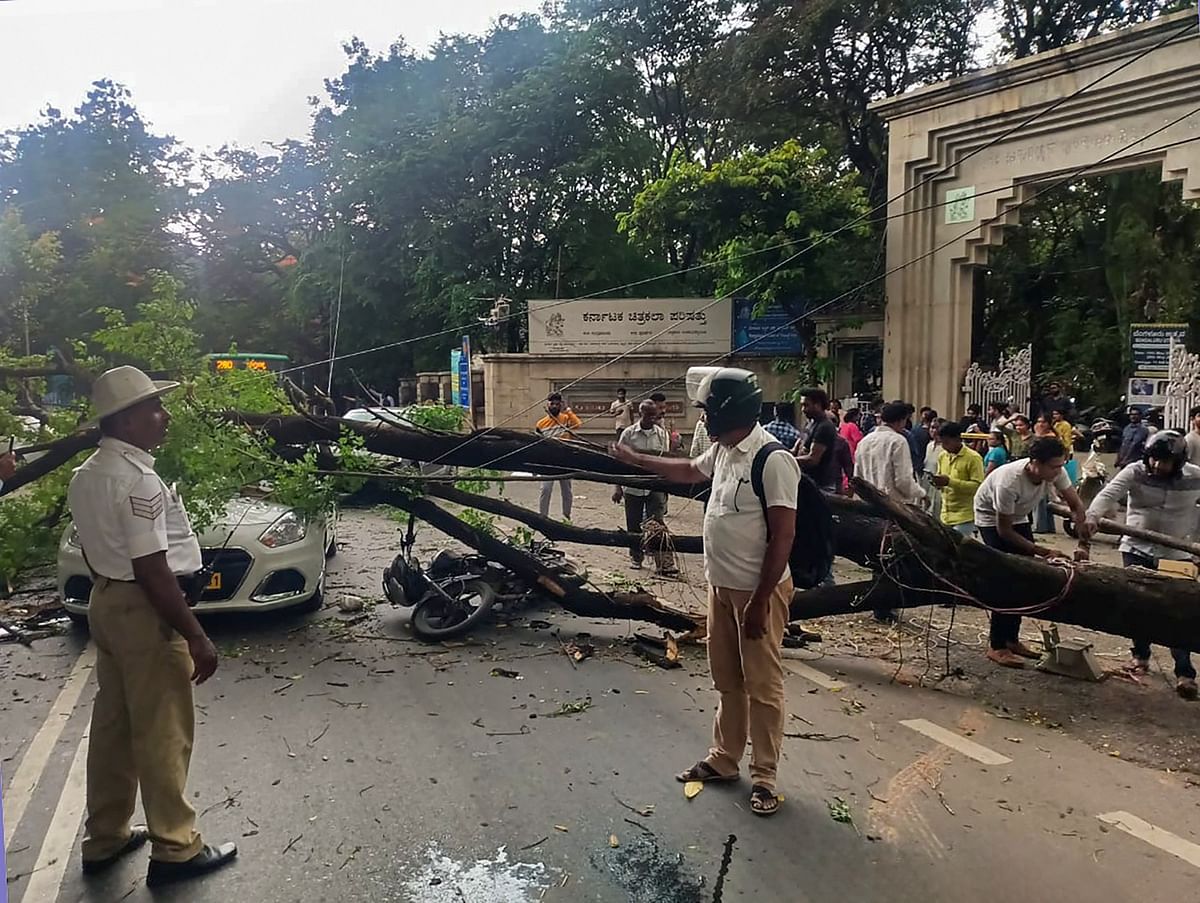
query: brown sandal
[
  {"left": 675, "top": 761, "right": 738, "bottom": 784},
  {"left": 750, "top": 785, "right": 780, "bottom": 816}
]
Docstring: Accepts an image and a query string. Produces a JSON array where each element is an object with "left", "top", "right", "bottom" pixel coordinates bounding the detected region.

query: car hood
[{"left": 197, "top": 497, "right": 291, "bottom": 545}]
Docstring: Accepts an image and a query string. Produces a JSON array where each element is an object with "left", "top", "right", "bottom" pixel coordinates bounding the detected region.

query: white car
[
  {"left": 58, "top": 497, "right": 335, "bottom": 623},
  {"left": 341, "top": 406, "right": 456, "bottom": 475}
]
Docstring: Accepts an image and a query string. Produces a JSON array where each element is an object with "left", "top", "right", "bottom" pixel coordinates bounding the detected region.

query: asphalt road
[{"left": 4, "top": 505, "right": 1200, "bottom": 903}]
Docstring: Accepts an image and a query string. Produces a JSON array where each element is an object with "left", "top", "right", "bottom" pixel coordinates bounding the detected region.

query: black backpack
[{"left": 750, "top": 442, "right": 836, "bottom": 590}]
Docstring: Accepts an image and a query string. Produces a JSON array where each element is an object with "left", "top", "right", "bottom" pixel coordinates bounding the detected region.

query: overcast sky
[{"left": 0, "top": 0, "right": 543, "bottom": 151}]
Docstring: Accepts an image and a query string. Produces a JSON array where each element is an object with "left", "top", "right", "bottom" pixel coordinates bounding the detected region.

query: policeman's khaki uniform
[
  {"left": 693, "top": 424, "right": 799, "bottom": 792},
  {"left": 67, "top": 436, "right": 205, "bottom": 864}
]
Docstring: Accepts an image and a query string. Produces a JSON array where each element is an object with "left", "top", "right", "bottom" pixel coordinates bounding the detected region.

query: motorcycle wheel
[{"left": 410, "top": 580, "right": 497, "bottom": 641}]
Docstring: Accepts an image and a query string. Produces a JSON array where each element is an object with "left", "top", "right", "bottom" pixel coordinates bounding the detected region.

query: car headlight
[
  {"left": 259, "top": 511, "right": 308, "bottom": 548},
  {"left": 66, "top": 525, "right": 81, "bottom": 548}
]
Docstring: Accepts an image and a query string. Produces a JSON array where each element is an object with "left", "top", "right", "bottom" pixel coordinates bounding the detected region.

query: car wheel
[{"left": 296, "top": 589, "right": 324, "bottom": 614}]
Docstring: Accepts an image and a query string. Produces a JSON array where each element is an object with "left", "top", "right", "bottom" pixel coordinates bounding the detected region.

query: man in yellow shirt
[
  {"left": 930, "top": 421, "right": 985, "bottom": 538},
  {"left": 535, "top": 392, "right": 583, "bottom": 519},
  {"left": 1051, "top": 409, "right": 1075, "bottom": 457}
]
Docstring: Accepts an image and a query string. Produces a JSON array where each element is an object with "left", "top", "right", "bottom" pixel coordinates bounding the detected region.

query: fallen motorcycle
[{"left": 382, "top": 514, "right": 588, "bottom": 641}]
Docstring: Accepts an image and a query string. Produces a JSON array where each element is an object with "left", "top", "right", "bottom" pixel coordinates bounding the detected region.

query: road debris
[
  {"left": 545, "top": 697, "right": 592, "bottom": 718},
  {"left": 828, "top": 798, "right": 854, "bottom": 825},
  {"left": 564, "top": 640, "right": 594, "bottom": 663},
  {"left": 684, "top": 781, "right": 704, "bottom": 800},
  {"left": 489, "top": 668, "right": 522, "bottom": 679},
  {"left": 282, "top": 834, "right": 304, "bottom": 855},
  {"left": 609, "top": 834, "right": 620, "bottom": 848}
]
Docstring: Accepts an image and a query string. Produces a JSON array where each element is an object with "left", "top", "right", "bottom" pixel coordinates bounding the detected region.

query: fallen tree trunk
[
  {"left": 15, "top": 414, "right": 1200, "bottom": 651},
  {"left": 1, "top": 428, "right": 99, "bottom": 496},
  {"left": 420, "top": 483, "right": 704, "bottom": 555},
  {"left": 833, "top": 478, "right": 1200, "bottom": 654}
]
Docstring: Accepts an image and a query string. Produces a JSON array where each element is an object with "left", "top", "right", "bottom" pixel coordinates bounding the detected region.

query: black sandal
[
  {"left": 675, "top": 761, "right": 738, "bottom": 784},
  {"left": 750, "top": 784, "right": 780, "bottom": 817}
]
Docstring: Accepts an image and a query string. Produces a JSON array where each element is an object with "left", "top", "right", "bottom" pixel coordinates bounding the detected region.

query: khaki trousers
[
  {"left": 82, "top": 579, "right": 203, "bottom": 863},
  {"left": 704, "top": 580, "right": 791, "bottom": 791}
]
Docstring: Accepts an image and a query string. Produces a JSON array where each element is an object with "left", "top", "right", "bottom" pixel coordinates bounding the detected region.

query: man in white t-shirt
[
  {"left": 609, "top": 388, "right": 635, "bottom": 438},
  {"left": 612, "top": 367, "right": 798, "bottom": 818},
  {"left": 973, "top": 436, "right": 1091, "bottom": 668},
  {"left": 1186, "top": 405, "right": 1200, "bottom": 466}
]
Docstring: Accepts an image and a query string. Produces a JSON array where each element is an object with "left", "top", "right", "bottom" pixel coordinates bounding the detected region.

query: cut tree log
[{"left": 833, "top": 478, "right": 1200, "bottom": 654}]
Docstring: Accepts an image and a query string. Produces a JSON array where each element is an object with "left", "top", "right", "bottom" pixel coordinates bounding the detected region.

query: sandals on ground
[
  {"left": 675, "top": 761, "right": 738, "bottom": 784},
  {"left": 750, "top": 784, "right": 780, "bottom": 817}
]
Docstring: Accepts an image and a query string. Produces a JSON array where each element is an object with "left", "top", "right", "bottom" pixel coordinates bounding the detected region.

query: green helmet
[{"left": 687, "top": 367, "right": 762, "bottom": 436}]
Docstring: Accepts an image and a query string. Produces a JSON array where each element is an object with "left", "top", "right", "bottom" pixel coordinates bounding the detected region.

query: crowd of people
[
  {"left": 589, "top": 380, "right": 1200, "bottom": 698},
  {"left": 759, "top": 388, "right": 1200, "bottom": 697}
]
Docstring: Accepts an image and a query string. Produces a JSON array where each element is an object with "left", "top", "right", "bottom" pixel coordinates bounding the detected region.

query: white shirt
[
  {"left": 1086, "top": 461, "right": 1200, "bottom": 561},
  {"left": 618, "top": 422, "right": 670, "bottom": 497},
  {"left": 694, "top": 424, "right": 800, "bottom": 591},
  {"left": 853, "top": 425, "right": 925, "bottom": 505},
  {"left": 1186, "top": 430, "right": 1200, "bottom": 466},
  {"left": 67, "top": 436, "right": 203, "bottom": 581},
  {"left": 974, "top": 459, "right": 1071, "bottom": 528}
]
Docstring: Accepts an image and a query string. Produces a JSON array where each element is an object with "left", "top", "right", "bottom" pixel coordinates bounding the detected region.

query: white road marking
[
  {"left": 1097, "top": 811, "right": 1200, "bottom": 869},
  {"left": 781, "top": 657, "right": 844, "bottom": 690},
  {"left": 22, "top": 732, "right": 90, "bottom": 903},
  {"left": 4, "top": 644, "right": 95, "bottom": 849},
  {"left": 899, "top": 718, "right": 1012, "bottom": 766}
]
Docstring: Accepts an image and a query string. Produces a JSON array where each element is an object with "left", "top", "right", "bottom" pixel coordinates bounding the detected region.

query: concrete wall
[{"left": 482, "top": 354, "right": 800, "bottom": 438}]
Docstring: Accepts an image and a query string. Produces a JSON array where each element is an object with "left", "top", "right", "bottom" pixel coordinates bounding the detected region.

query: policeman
[{"left": 67, "top": 366, "right": 237, "bottom": 886}]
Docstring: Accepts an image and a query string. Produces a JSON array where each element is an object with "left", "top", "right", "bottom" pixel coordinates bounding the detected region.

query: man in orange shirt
[{"left": 535, "top": 392, "right": 582, "bottom": 519}]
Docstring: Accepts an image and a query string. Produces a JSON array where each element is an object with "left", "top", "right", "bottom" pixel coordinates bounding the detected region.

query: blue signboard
[
  {"left": 458, "top": 336, "right": 472, "bottom": 408},
  {"left": 731, "top": 299, "right": 804, "bottom": 356}
]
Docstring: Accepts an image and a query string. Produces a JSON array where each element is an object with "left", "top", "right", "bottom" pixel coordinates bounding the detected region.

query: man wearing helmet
[
  {"left": 1085, "top": 430, "right": 1200, "bottom": 699},
  {"left": 611, "top": 367, "right": 799, "bottom": 817}
]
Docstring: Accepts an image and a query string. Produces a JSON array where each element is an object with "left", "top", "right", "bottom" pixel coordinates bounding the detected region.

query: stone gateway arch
[{"left": 870, "top": 10, "right": 1200, "bottom": 417}]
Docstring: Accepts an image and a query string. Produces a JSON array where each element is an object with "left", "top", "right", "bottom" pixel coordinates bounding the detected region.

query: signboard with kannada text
[
  {"left": 528, "top": 298, "right": 731, "bottom": 356},
  {"left": 1130, "top": 323, "right": 1188, "bottom": 376}
]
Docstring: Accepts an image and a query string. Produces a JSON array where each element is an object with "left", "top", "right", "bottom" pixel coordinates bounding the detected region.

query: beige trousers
[
  {"left": 704, "top": 580, "right": 791, "bottom": 791},
  {"left": 82, "top": 579, "right": 203, "bottom": 863}
]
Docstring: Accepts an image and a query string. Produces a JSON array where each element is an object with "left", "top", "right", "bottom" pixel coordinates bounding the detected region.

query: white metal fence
[
  {"left": 1165, "top": 338, "right": 1200, "bottom": 431},
  {"left": 961, "top": 345, "right": 1033, "bottom": 416}
]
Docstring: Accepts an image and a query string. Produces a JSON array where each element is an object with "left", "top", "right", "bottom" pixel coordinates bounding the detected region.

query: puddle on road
[
  {"left": 398, "top": 844, "right": 549, "bottom": 902},
  {"left": 592, "top": 837, "right": 707, "bottom": 903}
]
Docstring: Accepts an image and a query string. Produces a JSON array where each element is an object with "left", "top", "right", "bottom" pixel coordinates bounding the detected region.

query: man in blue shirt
[
  {"left": 763, "top": 403, "right": 800, "bottom": 448},
  {"left": 1116, "top": 407, "right": 1149, "bottom": 470}
]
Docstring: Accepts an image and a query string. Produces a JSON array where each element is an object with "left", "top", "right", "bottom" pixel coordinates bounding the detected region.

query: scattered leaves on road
[
  {"left": 828, "top": 798, "right": 854, "bottom": 825},
  {"left": 546, "top": 697, "right": 592, "bottom": 717}
]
